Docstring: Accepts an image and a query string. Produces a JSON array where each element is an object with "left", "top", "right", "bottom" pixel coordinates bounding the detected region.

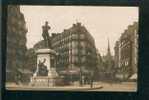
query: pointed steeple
[{"left": 107, "top": 38, "right": 111, "bottom": 57}]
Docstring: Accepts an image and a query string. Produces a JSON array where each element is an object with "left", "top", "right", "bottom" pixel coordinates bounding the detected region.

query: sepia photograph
[{"left": 6, "top": 5, "right": 138, "bottom": 91}]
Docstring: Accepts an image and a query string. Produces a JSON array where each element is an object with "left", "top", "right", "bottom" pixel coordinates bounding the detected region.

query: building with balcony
[
  {"left": 114, "top": 22, "right": 138, "bottom": 80},
  {"left": 6, "top": 5, "right": 29, "bottom": 83},
  {"left": 34, "top": 22, "right": 97, "bottom": 73}
]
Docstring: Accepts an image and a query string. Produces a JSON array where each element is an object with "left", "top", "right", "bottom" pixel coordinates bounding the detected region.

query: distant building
[
  {"left": 95, "top": 49, "right": 105, "bottom": 80},
  {"left": 114, "top": 41, "right": 120, "bottom": 69},
  {"left": 34, "top": 22, "right": 97, "bottom": 73},
  {"left": 7, "top": 5, "right": 29, "bottom": 83},
  {"left": 102, "top": 39, "right": 115, "bottom": 79},
  {"left": 96, "top": 49, "right": 103, "bottom": 70},
  {"left": 114, "top": 22, "right": 138, "bottom": 80}
]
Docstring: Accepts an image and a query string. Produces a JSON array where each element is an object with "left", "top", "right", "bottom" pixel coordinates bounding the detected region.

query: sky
[{"left": 20, "top": 6, "right": 138, "bottom": 56}]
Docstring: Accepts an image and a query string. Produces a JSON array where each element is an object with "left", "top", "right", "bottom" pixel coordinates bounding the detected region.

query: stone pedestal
[{"left": 30, "top": 48, "right": 58, "bottom": 87}]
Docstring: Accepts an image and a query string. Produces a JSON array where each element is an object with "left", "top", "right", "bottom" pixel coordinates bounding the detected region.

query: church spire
[{"left": 107, "top": 38, "right": 111, "bottom": 56}]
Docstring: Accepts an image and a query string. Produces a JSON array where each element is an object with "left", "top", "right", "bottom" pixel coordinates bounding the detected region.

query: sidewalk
[
  {"left": 6, "top": 83, "right": 103, "bottom": 91},
  {"left": 6, "top": 81, "right": 137, "bottom": 91}
]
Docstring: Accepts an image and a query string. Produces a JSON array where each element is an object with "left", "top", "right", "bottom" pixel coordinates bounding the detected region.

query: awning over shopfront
[
  {"left": 129, "top": 73, "right": 137, "bottom": 80},
  {"left": 59, "top": 67, "right": 80, "bottom": 75}
]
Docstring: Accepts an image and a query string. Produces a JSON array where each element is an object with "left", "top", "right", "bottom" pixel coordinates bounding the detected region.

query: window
[{"left": 80, "top": 34, "right": 85, "bottom": 39}]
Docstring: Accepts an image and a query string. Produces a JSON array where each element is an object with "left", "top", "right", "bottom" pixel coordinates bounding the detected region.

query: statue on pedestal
[
  {"left": 42, "top": 21, "right": 51, "bottom": 48},
  {"left": 30, "top": 22, "right": 58, "bottom": 87}
]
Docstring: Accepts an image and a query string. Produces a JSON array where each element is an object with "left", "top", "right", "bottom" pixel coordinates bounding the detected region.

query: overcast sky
[{"left": 20, "top": 6, "right": 138, "bottom": 55}]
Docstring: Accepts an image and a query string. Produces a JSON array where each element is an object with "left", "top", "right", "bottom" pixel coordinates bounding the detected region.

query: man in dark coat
[
  {"left": 42, "top": 21, "right": 51, "bottom": 48},
  {"left": 90, "top": 71, "right": 94, "bottom": 88}
]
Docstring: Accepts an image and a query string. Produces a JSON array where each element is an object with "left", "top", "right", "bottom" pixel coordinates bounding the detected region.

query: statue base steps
[{"left": 30, "top": 76, "right": 58, "bottom": 87}]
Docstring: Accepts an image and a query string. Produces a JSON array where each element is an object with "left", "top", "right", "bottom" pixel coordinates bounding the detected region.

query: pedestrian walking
[{"left": 90, "top": 71, "right": 94, "bottom": 88}]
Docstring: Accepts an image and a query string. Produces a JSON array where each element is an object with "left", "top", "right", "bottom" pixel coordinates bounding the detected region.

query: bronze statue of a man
[
  {"left": 37, "top": 59, "right": 48, "bottom": 76},
  {"left": 42, "top": 21, "right": 51, "bottom": 48}
]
